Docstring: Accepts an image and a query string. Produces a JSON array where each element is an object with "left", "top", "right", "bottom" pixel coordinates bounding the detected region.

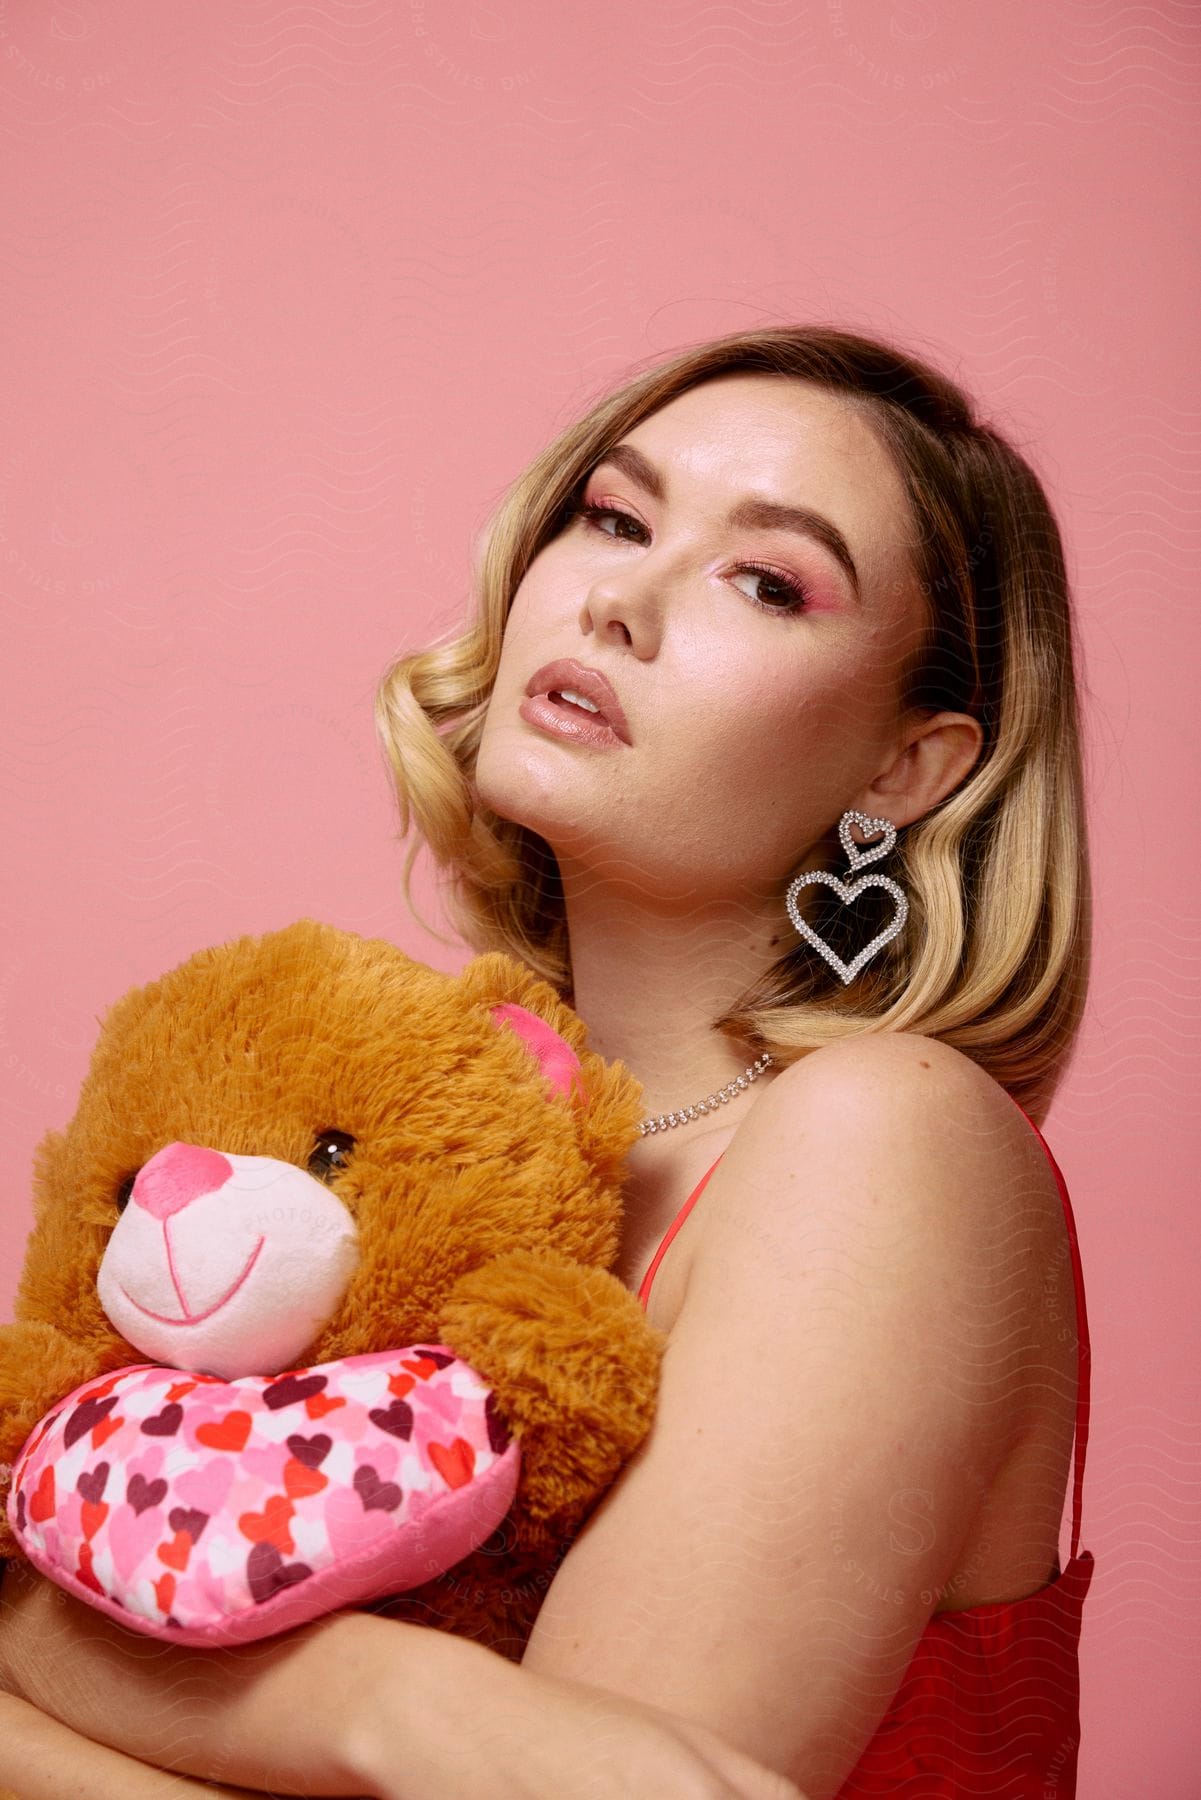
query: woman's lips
[
  {"left": 522, "top": 659, "right": 632, "bottom": 742},
  {"left": 518, "top": 692, "right": 628, "bottom": 748}
]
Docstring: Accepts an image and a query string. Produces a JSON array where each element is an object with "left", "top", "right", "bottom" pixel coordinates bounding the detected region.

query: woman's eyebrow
[{"left": 592, "top": 441, "right": 862, "bottom": 603}]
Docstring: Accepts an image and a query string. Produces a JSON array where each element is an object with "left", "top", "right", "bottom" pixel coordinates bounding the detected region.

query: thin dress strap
[
  {"left": 1007, "top": 1096, "right": 1091, "bottom": 1561},
  {"left": 636, "top": 1154, "right": 723, "bottom": 1311}
]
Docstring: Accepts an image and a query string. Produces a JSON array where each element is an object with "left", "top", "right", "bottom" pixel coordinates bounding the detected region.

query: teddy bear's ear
[{"left": 488, "top": 1003, "right": 586, "bottom": 1103}]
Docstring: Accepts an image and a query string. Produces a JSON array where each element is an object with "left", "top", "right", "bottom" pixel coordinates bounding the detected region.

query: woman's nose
[{"left": 584, "top": 571, "right": 666, "bottom": 646}]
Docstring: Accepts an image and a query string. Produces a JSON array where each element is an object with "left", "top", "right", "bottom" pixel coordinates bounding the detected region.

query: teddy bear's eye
[
  {"left": 115, "top": 1173, "right": 136, "bottom": 1214},
  {"left": 308, "top": 1129, "right": 357, "bottom": 1181}
]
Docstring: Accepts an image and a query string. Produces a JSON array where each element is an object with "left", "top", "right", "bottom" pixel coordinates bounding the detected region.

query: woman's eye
[
  {"left": 577, "top": 500, "right": 647, "bottom": 542},
  {"left": 729, "top": 565, "right": 810, "bottom": 612},
  {"left": 308, "top": 1129, "right": 357, "bottom": 1181}
]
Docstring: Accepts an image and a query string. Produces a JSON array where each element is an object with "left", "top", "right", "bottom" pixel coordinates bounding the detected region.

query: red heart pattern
[
  {"left": 196, "top": 1410, "right": 252, "bottom": 1454},
  {"left": 429, "top": 1437, "right": 476, "bottom": 1490}
]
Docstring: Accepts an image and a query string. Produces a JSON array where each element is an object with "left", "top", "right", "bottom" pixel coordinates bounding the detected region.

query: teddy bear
[{"left": 0, "top": 918, "right": 664, "bottom": 1661}]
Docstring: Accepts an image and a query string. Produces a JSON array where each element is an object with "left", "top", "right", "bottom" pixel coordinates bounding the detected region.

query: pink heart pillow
[{"left": 8, "top": 1346, "right": 520, "bottom": 1646}]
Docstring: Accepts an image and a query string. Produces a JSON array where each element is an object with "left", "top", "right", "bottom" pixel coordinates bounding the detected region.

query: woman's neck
[{"left": 560, "top": 874, "right": 785, "bottom": 1122}]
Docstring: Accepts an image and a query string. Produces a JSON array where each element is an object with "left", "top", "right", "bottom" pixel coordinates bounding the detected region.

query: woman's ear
[{"left": 861, "top": 710, "right": 985, "bottom": 827}]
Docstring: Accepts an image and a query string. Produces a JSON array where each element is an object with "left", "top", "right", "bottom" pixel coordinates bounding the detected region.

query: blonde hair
[{"left": 374, "top": 324, "right": 1092, "bottom": 1123}]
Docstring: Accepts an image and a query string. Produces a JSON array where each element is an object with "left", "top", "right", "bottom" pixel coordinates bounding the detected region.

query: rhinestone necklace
[{"left": 638, "top": 1051, "right": 775, "bottom": 1136}]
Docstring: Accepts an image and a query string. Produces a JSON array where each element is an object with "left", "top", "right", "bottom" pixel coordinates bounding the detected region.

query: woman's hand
[{"left": 352, "top": 1655, "right": 806, "bottom": 1800}]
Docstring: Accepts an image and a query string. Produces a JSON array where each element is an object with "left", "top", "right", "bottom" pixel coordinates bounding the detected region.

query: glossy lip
[
  {"left": 519, "top": 693, "right": 625, "bottom": 749},
  {"left": 523, "top": 658, "right": 632, "bottom": 745}
]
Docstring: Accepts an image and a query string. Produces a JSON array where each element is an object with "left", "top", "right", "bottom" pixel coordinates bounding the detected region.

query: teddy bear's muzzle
[{"left": 95, "top": 1142, "right": 360, "bottom": 1379}]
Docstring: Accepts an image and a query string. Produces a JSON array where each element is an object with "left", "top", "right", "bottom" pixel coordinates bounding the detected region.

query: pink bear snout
[{"left": 132, "top": 1143, "right": 235, "bottom": 1220}]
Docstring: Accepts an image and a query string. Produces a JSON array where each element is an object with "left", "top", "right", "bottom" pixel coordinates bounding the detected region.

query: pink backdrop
[{"left": 2, "top": 4, "right": 1198, "bottom": 1790}]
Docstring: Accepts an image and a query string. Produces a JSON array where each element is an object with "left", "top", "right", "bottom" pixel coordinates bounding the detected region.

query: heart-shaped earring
[
  {"left": 786, "top": 810, "right": 908, "bottom": 985},
  {"left": 838, "top": 808, "right": 897, "bottom": 872}
]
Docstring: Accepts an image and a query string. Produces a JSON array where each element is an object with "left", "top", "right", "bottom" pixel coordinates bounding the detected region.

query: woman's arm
[
  {"left": 495, "top": 1035, "right": 1059, "bottom": 1800},
  {"left": 0, "top": 1556, "right": 506, "bottom": 1797},
  {"left": 0, "top": 1691, "right": 278, "bottom": 1800},
  {"left": 0, "top": 1560, "right": 801, "bottom": 1800}
]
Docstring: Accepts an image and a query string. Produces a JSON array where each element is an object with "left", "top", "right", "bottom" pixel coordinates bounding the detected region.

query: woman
[{"left": 0, "top": 323, "right": 1094, "bottom": 1798}]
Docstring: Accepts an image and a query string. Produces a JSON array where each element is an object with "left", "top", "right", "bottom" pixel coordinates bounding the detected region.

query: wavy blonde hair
[{"left": 374, "top": 325, "right": 1092, "bottom": 1122}]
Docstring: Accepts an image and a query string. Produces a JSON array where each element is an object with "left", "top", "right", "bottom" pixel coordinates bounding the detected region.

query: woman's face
[{"left": 474, "top": 372, "right": 930, "bottom": 904}]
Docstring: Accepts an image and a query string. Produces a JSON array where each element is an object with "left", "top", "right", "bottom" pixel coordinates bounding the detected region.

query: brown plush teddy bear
[{"left": 0, "top": 919, "right": 664, "bottom": 1661}]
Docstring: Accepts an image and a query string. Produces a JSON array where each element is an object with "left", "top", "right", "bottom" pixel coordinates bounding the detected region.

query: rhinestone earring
[{"left": 785, "top": 809, "right": 909, "bottom": 985}]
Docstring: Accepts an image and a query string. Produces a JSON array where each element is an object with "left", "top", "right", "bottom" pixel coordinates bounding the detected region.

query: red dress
[{"left": 637, "top": 1095, "right": 1093, "bottom": 1797}]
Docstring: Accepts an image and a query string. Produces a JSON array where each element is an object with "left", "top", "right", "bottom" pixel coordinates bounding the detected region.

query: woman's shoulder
[
  {"left": 759, "top": 1029, "right": 1042, "bottom": 1179},
  {"left": 692, "top": 1027, "right": 1061, "bottom": 1290},
  {"left": 771, "top": 1024, "right": 998, "bottom": 1094}
]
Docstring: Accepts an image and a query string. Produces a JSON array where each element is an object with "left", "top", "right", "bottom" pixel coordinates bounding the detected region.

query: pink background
[{"left": 2, "top": 3, "right": 1198, "bottom": 1790}]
